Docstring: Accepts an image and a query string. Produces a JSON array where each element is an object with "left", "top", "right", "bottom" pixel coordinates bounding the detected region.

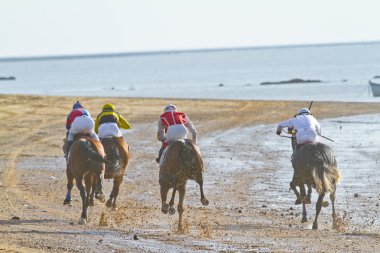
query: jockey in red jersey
[
  {"left": 156, "top": 104, "right": 197, "bottom": 163},
  {"left": 65, "top": 101, "right": 100, "bottom": 159}
]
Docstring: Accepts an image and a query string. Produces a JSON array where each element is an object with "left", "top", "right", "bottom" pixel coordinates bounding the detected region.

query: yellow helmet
[{"left": 103, "top": 103, "right": 115, "bottom": 111}]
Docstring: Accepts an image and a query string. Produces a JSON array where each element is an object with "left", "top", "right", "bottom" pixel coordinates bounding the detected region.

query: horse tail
[
  {"left": 312, "top": 145, "right": 341, "bottom": 194},
  {"left": 82, "top": 140, "right": 108, "bottom": 164}
]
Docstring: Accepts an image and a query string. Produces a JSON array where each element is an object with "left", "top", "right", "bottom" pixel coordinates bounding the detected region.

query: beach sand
[{"left": 0, "top": 94, "right": 379, "bottom": 252}]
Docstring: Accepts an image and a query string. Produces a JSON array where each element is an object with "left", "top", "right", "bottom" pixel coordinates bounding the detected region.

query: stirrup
[{"left": 155, "top": 157, "right": 160, "bottom": 163}]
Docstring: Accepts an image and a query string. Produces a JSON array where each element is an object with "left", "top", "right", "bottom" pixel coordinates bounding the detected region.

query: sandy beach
[{"left": 0, "top": 94, "right": 379, "bottom": 252}]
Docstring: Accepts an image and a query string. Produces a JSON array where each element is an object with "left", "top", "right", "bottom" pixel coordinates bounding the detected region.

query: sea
[{"left": 0, "top": 42, "right": 380, "bottom": 101}]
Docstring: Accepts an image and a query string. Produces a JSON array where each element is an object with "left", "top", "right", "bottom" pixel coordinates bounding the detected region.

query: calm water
[{"left": 1, "top": 43, "right": 380, "bottom": 101}]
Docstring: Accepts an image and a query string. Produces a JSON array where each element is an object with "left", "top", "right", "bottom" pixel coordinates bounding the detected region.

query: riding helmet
[
  {"left": 164, "top": 104, "right": 177, "bottom": 112},
  {"left": 103, "top": 103, "right": 116, "bottom": 111},
  {"left": 297, "top": 108, "right": 311, "bottom": 115},
  {"left": 72, "top": 101, "right": 83, "bottom": 109}
]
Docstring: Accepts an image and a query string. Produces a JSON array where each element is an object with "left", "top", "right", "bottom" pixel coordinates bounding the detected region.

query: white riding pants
[
  {"left": 296, "top": 128, "right": 319, "bottom": 144},
  {"left": 68, "top": 116, "right": 99, "bottom": 141},
  {"left": 98, "top": 122, "right": 122, "bottom": 138},
  {"left": 166, "top": 124, "right": 187, "bottom": 142}
]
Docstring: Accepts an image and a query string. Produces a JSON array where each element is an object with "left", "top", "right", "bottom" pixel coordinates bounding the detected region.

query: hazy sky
[{"left": 1, "top": 0, "right": 380, "bottom": 57}]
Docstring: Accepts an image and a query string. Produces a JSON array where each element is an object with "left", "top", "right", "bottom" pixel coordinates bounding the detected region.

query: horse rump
[
  {"left": 159, "top": 139, "right": 208, "bottom": 231},
  {"left": 291, "top": 142, "right": 341, "bottom": 229},
  {"left": 100, "top": 136, "right": 130, "bottom": 208}
]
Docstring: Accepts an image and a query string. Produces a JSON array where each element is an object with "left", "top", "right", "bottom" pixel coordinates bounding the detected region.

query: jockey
[
  {"left": 65, "top": 101, "right": 100, "bottom": 159},
  {"left": 156, "top": 104, "right": 197, "bottom": 163},
  {"left": 276, "top": 108, "right": 321, "bottom": 151},
  {"left": 95, "top": 103, "right": 132, "bottom": 138}
]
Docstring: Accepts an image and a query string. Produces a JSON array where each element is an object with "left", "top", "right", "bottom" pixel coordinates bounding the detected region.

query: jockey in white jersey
[
  {"left": 276, "top": 108, "right": 321, "bottom": 150},
  {"left": 65, "top": 101, "right": 100, "bottom": 159}
]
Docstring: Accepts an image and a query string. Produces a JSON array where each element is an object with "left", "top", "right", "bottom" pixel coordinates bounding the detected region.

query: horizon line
[{"left": 1, "top": 40, "right": 379, "bottom": 62}]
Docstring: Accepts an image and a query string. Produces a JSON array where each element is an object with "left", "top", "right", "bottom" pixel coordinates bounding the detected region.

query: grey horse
[{"left": 290, "top": 140, "right": 341, "bottom": 229}]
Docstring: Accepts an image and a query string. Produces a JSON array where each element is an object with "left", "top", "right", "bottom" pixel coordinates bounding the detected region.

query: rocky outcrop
[
  {"left": 0, "top": 76, "right": 16, "bottom": 81},
  {"left": 260, "top": 78, "right": 322, "bottom": 85}
]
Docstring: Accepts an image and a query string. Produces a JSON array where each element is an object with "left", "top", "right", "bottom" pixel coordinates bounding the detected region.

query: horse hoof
[
  {"left": 161, "top": 204, "right": 169, "bottom": 214},
  {"left": 201, "top": 198, "right": 209, "bottom": 206},
  {"left": 295, "top": 199, "right": 302, "bottom": 205},
  {"left": 63, "top": 199, "right": 71, "bottom": 205},
  {"left": 169, "top": 207, "right": 176, "bottom": 215},
  {"left": 322, "top": 201, "right": 329, "bottom": 207},
  {"left": 96, "top": 193, "right": 106, "bottom": 203},
  {"left": 106, "top": 199, "right": 113, "bottom": 208},
  {"left": 312, "top": 224, "right": 318, "bottom": 230},
  {"left": 88, "top": 200, "right": 94, "bottom": 207},
  {"left": 303, "top": 198, "right": 311, "bottom": 204},
  {"left": 301, "top": 217, "right": 308, "bottom": 223},
  {"left": 79, "top": 218, "right": 87, "bottom": 225}
]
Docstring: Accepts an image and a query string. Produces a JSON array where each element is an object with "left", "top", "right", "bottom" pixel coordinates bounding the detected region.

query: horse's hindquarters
[{"left": 159, "top": 139, "right": 207, "bottom": 229}]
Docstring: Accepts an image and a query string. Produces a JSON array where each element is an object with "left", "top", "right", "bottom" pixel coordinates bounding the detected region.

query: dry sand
[{"left": 0, "top": 94, "right": 379, "bottom": 252}]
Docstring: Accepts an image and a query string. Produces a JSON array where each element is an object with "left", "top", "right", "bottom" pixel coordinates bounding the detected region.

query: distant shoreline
[{"left": 1, "top": 40, "right": 379, "bottom": 62}]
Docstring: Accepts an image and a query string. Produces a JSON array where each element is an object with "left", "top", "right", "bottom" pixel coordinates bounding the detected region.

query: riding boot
[
  {"left": 156, "top": 146, "right": 164, "bottom": 163},
  {"left": 65, "top": 140, "right": 73, "bottom": 159}
]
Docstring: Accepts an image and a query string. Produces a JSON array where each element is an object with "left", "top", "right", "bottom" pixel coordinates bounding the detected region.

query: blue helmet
[{"left": 72, "top": 101, "right": 83, "bottom": 110}]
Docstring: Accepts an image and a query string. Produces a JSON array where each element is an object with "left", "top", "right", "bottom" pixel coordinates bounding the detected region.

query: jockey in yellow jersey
[{"left": 95, "top": 103, "right": 132, "bottom": 138}]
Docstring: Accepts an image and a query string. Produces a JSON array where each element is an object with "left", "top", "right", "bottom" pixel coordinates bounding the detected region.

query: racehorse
[
  {"left": 159, "top": 139, "right": 209, "bottom": 231},
  {"left": 63, "top": 134, "right": 108, "bottom": 224},
  {"left": 100, "top": 136, "right": 130, "bottom": 209},
  {"left": 290, "top": 136, "right": 341, "bottom": 229}
]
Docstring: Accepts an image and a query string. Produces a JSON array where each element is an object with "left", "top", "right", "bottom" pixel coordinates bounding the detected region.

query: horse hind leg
[
  {"left": 290, "top": 181, "right": 302, "bottom": 205},
  {"left": 312, "top": 192, "right": 326, "bottom": 230},
  {"left": 88, "top": 175, "right": 97, "bottom": 207},
  {"left": 330, "top": 184, "right": 338, "bottom": 229},
  {"left": 106, "top": 175, "right": 123, "bottom": 209},
  {"left": 95, "top": 170, "right": 106, "bottom": 203},
  {"left": 84, "top": 174, "right": 92, "bottom": 207},
  {"left": 160, "top": 183, "right": 170, "bottom": 214},
  {"left": 63, "top": 170, "right": 74, "bottom": 205},
  {"left": 168, "top": 186, "right": 176, "bottom": 215},
  {"left": 76, "top": 178, "right": 88, "bottom": 225},
  {"left": 304, "top": 184, "right": 312, "bottom": 204},
  {"left": 195, "top": 174, "right": 209, "bottom": 206},
  {"left": 177, "top": 185, "right": 186, "bottom": 232},
  {"left": 301, "top": 202, "right": 308, "bottom": 223}
]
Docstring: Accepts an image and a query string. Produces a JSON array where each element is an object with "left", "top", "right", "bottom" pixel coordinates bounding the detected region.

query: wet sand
[{"left": 0, "top": 94, "right": 379, "bottom": 252}]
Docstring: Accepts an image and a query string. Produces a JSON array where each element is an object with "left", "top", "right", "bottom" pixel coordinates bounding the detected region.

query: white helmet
[
  {"left": 297, "top": 108, "right": 311, "bottom": 115},
  {"left": 164, "top": 104, "right": 177, "bottom": 112}
]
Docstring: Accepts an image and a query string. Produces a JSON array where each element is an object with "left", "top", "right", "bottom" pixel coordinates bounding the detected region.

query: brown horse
[
  {"left": 100, "top": 136, "right": 130, "bottom": 209},
  {"left": 290, "top": 141, "right": 341, "bottom": 229},
  {"left": 63, "top": 134, "right": 108, "bottom": 224},
  {"left": 159, "top": 139, "right": 209, "bottom": 231}
]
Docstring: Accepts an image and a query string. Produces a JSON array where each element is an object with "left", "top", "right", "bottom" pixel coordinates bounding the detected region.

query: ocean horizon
[{"left": 1, "top": 41, "right": 380, "bottom": 102}]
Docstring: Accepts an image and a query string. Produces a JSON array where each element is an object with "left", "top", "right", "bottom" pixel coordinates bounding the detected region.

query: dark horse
[
  {"left": 159, "top": 139, "right": 209, "bottom": 231},
  {"left": 101, "top": 136, "right": 130, "bottom": 209},
  {"left": 290, "top": 137, "right": 341, "bottom": 229},
  {"left": 63, "top": 134, "right": 107, "bottom": 224}
]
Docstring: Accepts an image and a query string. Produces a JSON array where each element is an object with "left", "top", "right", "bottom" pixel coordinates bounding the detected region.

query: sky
[{"left": 1, "top": 0, "right": 380, "bottom": 58}]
